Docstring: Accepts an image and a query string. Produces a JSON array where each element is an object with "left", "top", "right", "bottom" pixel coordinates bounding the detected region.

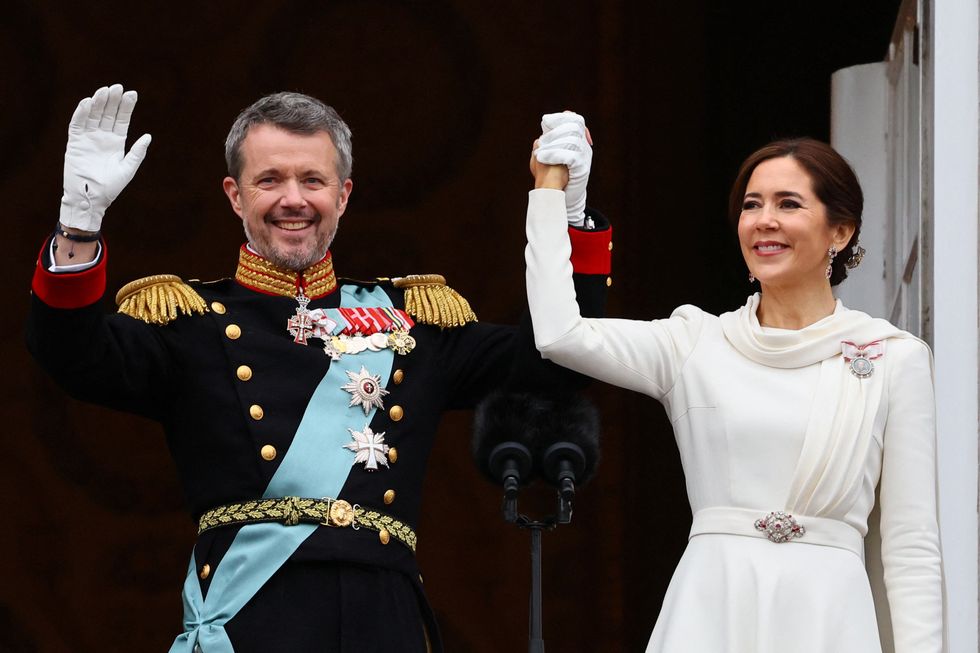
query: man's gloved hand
[
  {"left": 60, "top": 84, "right": 152, "bottom": 233},
  {"left": 534, "top": 112, "right": 592, "bottom": 227}
]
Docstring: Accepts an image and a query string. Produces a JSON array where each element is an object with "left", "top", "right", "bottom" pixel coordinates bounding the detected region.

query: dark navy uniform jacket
[{"left": 27, "top": 218, "right": 612, "bottom": 653}]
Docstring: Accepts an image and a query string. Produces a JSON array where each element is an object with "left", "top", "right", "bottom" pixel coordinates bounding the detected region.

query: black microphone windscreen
[
  {"left": 530, "top": 395, "right": 601, "bottom": 486},
  {"left": 471, "top": 391, "right": 549, "bottom": 483}
]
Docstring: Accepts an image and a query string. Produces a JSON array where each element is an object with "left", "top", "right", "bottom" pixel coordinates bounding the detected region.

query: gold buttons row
[{"left": 384, "top": 370, "right": 403, "bottom": 517}]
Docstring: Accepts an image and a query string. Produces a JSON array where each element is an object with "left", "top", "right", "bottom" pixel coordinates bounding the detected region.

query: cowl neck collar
[{"left": 720, "top": 292, "right": 904, "bottom": 368}]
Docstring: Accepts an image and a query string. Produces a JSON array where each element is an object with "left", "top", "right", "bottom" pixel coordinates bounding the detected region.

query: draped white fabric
[{"left": 719, "top": 294, "right": 906, "bottom": 520}]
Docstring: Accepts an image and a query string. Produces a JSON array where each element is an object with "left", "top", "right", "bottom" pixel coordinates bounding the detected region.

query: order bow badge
[{"left": 841, "top": 340, "right": 885, "bottom": 378}]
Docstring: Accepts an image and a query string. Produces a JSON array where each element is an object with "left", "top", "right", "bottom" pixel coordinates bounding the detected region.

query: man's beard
[{"left": 243, "top": 211, "right": 337, "bottom": 271}]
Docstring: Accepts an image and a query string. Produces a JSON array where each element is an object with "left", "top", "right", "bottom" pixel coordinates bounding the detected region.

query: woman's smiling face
[{"left": 738, "top": 156, "right": 852, "bottom": 289}]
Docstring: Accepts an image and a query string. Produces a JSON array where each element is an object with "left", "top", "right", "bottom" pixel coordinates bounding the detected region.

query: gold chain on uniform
[{"left": 197, "top": 496, "right": 417, "bottom": 552}]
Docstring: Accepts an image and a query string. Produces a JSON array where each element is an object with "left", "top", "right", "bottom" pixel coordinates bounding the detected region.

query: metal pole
[{"left": 529, "top": 526, "right": 545, "bottom": 653}]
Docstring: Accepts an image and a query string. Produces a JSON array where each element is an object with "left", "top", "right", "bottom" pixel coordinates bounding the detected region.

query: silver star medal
[
  {"left": 341, "top": 366, "right": 389, "bottom": 414},
  {"left": 344, "top": 425, "right": 390, "bottom": 471}
]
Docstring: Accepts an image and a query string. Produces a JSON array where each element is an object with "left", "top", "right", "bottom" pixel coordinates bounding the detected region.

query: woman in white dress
[{"left": 525, "top": 119, "right": 944, "bottom": 652}]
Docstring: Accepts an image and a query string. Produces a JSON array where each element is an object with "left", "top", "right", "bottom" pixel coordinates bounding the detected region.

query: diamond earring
[{"left": 826, "top": 246, "right": 838, "bottom": 279}]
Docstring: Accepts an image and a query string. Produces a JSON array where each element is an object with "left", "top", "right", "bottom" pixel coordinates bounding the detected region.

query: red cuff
[
  {"left": 31, "top": 239, "right": 107, "bottom": 309},
  {"left": 568, "top": 225, "right": 613, "bottom": 275}
]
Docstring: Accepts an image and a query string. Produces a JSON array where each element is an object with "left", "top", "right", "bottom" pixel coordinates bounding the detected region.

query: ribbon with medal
[
  {"left": 287, "top": 290, "right": 417, "bottom": 359},
  {"left": 841, "top": 340, "right": 884, "bottom": 378},
  {"left": 287, "top": 290, "right": 412, "bottom": 473}
]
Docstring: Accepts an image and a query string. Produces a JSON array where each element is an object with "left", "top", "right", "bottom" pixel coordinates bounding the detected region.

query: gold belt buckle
[{"left": 321, "top": 498, "right": 356, "bottom": 527}]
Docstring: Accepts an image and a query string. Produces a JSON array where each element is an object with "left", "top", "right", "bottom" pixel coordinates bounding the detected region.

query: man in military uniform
[{"left": 27, "top": 85, "right": 610, "bottom": 652}]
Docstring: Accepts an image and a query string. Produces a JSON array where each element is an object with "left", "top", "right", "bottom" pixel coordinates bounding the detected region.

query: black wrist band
[{"left": 55, "top": 223, "right": 101, "bottom": 242}]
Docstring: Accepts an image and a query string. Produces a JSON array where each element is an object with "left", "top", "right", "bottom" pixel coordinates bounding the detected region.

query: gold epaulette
[
  {"left": 115, "top": 274, "right": 209, "bottom": 325},
  {"left": 392, "top": 274, "right": 477, "bottom": 328}
]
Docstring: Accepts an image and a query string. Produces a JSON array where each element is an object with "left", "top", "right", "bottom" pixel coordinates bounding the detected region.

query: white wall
[{"left": 831, "top": 63, "right": 890, "bottom": 319}]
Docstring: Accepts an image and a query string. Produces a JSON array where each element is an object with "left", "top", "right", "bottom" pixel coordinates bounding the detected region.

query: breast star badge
[
  {"left": 341, "top": 366, "right": 389, "bottom": 414},
  {"left": 343, "top": 425, "right": 390, "bottom": 471}
]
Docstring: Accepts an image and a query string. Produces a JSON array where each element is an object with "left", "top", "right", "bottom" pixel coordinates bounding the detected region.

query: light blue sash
[{"left": 170, "top": 284, "right": 395, "bottom": 653}]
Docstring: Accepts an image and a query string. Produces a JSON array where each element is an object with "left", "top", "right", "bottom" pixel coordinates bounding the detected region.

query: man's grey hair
[{"left": 224, "top": 92, "right": 353, "bottom": 181}]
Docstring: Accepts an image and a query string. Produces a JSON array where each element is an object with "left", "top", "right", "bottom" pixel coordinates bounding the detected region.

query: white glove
[
  {"left": 60, "top": 84, "right": 152, "bottom": 233},
  {"left": 534, "top": 112, "right": 592, "bottom": 227}
]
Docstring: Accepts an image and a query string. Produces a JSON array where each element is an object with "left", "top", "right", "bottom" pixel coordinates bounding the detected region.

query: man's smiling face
[{"left": 223, "top": 123, "right": 352, "bottom": 271}]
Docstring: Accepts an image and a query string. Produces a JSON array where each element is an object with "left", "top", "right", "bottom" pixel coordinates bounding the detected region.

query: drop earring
[
  {"left": 748, "top": 273, "right": 756, "bottom": 283},
  {"left": 826, "top": 246, "right": 838, "bottom": 279}
]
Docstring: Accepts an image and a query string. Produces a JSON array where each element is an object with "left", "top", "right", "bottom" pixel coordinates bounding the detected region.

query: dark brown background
[{"left": 5, "top": 1, "right": 899, "bottom": 651}]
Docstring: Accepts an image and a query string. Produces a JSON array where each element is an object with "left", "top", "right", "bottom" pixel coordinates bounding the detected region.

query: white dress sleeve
[
  {"left": 525, "top": 189, "right": 702, "bottom": 400},
  {"left": 879, "top": 338, "right": 944, "bottom": 652}
]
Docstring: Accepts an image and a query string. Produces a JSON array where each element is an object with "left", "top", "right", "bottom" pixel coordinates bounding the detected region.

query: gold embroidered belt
[{"left": 197, "top": 496, "right": 417, "bottom": 553}]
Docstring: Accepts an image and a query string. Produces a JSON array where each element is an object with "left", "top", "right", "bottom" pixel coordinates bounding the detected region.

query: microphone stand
[{"left": 504, "top": 487, "right": 574, "bottom": 653}]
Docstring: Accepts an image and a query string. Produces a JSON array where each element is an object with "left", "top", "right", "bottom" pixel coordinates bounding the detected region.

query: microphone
[
  {"left": 472, "top": 392, "right": 546, "bottom": 521},
  {"left": 473, "top": 392, "right": 601, "bottom": 523},
  {"left": 531, "top": 395, "right": 601, "bottom": 522}
]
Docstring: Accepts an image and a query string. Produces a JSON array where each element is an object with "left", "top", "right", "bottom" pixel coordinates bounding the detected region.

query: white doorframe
[
  {"left": 832, "top": 1, "right": 979, "bottom": 649},
  {"left": 928, "top": 1, "right": 979, "bottom": 651}
]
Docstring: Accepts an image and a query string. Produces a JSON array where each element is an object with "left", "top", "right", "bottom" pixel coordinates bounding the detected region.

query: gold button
[
  {"left": 388, "top": 447, "right": 398, "bottom": 463},
  {"left": 199, "top": 563, "right": 211, "bottom": 580},
  {"left": 250, "top": 404, "right": 264, "bottom": 420},
  {"left": 379, "top": 528, "right": 391, "bottom": 545},
  {"left": 211, "top": 302, "right": 226, "bottom": 314},
  {"left": 383, "top": 489, "right": 396, "bottom": 505},
  {"left": 606, "top": 277, "right": 613, "bottom": 287},
  {"left": 236, "top": 365, "right": 253, "bottom": 381},
  {"left": 260, "top": 444, "right": 277, "bottom": 461},
  {"left": 225, "top": 324, "right": 242, "bottom": 339},
  {"left": 389, "top": 405, "right": 404, "bottom": 422},
  {"left": 608, "top": 241, "right": 614, "bottom": 251},
  {"left": 392, "top": 369, "right": 404, "bottom": 384}
]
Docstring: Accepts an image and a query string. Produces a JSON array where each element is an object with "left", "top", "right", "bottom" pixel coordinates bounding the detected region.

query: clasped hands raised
[{"left": 530, "top": 111, "right": 593, "bottom": 227}]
